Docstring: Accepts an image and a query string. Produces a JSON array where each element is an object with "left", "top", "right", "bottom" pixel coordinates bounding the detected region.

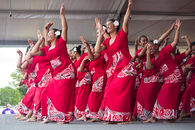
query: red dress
[
  {"left": 152, "top": 44, "right": 185, "bottom": 119},
  {"left": 102, "top": 29, "right": 137, "bottom": 122},
  {"left": 41, "top": 37, "right": 76, "bottom": 122},
  {"left": 85, "top": 51, "right": 107, "bottom": 119},
  {"left": 73, "top": 53, "right": 88, "bottom": 99},
  {"left": 135, "top": 67, "right": 162, "bottom": 120},
  {"left": 180, "top": 56, "right": 195, "bottom": 113},
  {"left": 16, "top": 57, "right": 37, "bottom": 115},
  {"left": 99, "top": 50, "right": 112, "bottom": 119},
  {"left": 32, "top": 55, "right": 52, "bottom": 119},
  {"left": 74, "top": 53, "right": 92, "bottom": 119}
]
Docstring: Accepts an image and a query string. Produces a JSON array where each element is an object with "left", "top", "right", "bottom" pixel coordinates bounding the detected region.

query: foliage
[
  {"left": 0, "top": 86, "right": 22, "bottom": 106},
  {"left": 9, "top": 69, "right": 27, "bottom": 97}
]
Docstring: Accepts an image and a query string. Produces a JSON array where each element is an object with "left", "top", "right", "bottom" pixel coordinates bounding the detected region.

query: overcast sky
[{"left": 0, "top": 47, "right": 26, "bottom": 88}]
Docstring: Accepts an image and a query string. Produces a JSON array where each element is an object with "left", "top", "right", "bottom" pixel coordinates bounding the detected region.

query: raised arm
[
  {"left": 16, "top": 50, "right": 23, "bottom": 69},
  {"left": 161, "top": 37, "right": 169, "bottom": 48},
  {"left": 80, "top": 36, "right": 101, "bottom": 61},
  {"left": 133, "top": 38, "right": 139, "bottom": 59},
  {"left": 30, "top": 30, "right": 44, "bottom": 56},
  {"left": 44, "top": 22, "right": 53, "bottom": 46},
  {"left": 78, "top": 56, "right": 89, "bottom": 72},
  {"left": 146, "top": 44, "right": 154, "bottom": 70},
  {"left": 157, "top": 23, "right": 175, "bottom": 46},
  {"left": 171, "top": 19, "right": 181, "bottom": 48},
  {"left": 181, "top": 35, "right": 191, "bottom": 56},
  {"left": 122, "top": 0, "right": 133, "bottom": 33},
  {"left": 94, "top": 18, "right": 106, "bottom": 52},
  {"left": 60, "top": 3, "right": 68, "bottom": 41}
]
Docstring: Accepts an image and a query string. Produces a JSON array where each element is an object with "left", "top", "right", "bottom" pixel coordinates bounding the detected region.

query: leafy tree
[
  {"left": 9, "top": 69, "right": 27, "bottom": 97},
  {"left": 0, "top": 86, "right": 22, "bottom": 106}
]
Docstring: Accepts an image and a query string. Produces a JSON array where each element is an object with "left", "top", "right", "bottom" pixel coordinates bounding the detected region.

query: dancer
[{"left": 30, "top": 3, "right": 76, "bottom": 124}]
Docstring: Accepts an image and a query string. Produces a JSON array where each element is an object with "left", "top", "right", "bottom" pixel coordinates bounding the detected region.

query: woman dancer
[
  {"left": 30, "top": 3, "right": 76, "bottom": 124},
  {"left": 95, "top": 0, "right": 137, "bottom": 124}
]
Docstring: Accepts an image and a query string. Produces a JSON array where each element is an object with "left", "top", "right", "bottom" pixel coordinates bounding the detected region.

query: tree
[
  {"left": 9, "top": 69, "right": 27, "bottom": 97},
  {"left": 0, "top": 86, "right": 22, "bottom": 106}
]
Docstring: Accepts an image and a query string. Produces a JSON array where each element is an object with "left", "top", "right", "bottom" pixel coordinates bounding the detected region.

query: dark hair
[
  {"left": 190, "top": 41, "right": 195, "bottom": 49},
  {"left": 26, "top": 45, "right": 31, "bottom": 53},
  {"left": 73, "top": 45, "right": 82, "bottom": 55},
  {"left": 52, "top": 28, "right": 62, "bottom": 39},
  {"left": 91, "top": 44, "right": 95, "bottom": 48},
  {"left": 108, "top": 19, "right": 120, "bottom": 32},
  {"left": 139, "top": 35, "right": 148, "bottom": 42}
]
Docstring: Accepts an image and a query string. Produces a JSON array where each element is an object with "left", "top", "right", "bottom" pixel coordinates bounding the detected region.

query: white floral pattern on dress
[
  {"left": 37, "top": 69, "right": 52, "bottom": 88},
  {"left": 16, "top": 101, "right": 29, "bottom": 115},
  {"left": 50, "top": 56, "right": 62, "bottom": 69},
  {"left": 92, "top": 76, "right": 104, "bottom": 92},
  {"left": 47, "top": 98, "right": 74, "bottom": 122},
  {"left": 164, "top": 67, "right": 182, "bottom": 84},
  {"left": 78, "top": 72, "right": 91, "bottom": 87},
  {"left": 137, "top": 102, "right": 152, "bottom": 120},
  {"left": 106, "top": 65, "right": 115, "bottom": 78},
  {"left": 190, "top": 97, "right": 195, "bottom": 112},
  {"left": 54, "top": 64, "right": 75, "bottom": 80},
  {"left": 160, "top": 64, "right": 168, "bottom": 74},
  {"left": 74, "top": 106, "right": 86, "bottom": 119},
  {"left": 144, "top": 73, "right": 163, "bottom": 83},
  {"left": 152, "top": 101, "right": 178, "bottom": 119},
  {"left": 103, "top": 107, "right": 131, "bottom": 122},
  {"left": 117, "top": 62, "right": 137, "bottom": 78}
]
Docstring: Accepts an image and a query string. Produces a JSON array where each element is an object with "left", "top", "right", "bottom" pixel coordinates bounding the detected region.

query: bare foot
[
  {"left": 88, "top": 118, "right": 100, "bottom": 122},
  {"left": 117, "top": 121, "right": 133, "bottom": 125},
  {"left": 77, "top": 115, "right": 87, "bottom": 121},
  {"left": 26, "top": 116, "right": 37, "bottom": 122},
  {"left": 178, "top": 111, "right": 191, "bottom": 121},
  {"left": 143, "top": 117, "right": 156, "bottom": 123},
  {"left": 57, "top": 121, "right": 64, "bottom": 124},
  {"left": 41, "top": 118, "right": 51, "bottom": 124},
  {"left": 15, "top": 114, "right": 24, "bottom": 120}
]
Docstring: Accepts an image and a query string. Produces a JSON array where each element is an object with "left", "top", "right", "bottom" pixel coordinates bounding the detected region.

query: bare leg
[
  {"left": 117, "top": 121, "right": 133, "bottom": 125},
  {"left": 178, "top": 110, "right": 191, "bottom": 121},
  {"left": 20, "top": 110, "right": 33, "bottom": 121},
  {"left": 26, "top": 115, "right": 37, "bottom": 122},
  {"left": 143, "top": 117, "right": 156, "bottom": 123},
  {"left": 88, "top": 118, "right": 101, "bottom": 122}
]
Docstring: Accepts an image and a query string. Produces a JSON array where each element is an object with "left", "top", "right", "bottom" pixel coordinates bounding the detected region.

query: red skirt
[
  {"left": 16, "top": 84, "right": 36, "bottom": 115},
  {"left": 136, "top": 81, "right": 162, "bottom": 120},
  {"left": 103, "top": 63, "right": 137, "bottom": 122},
  {"left": 153, "top": 83, "right": 184, "bottom": 119},
  {"left": 45, "top": 65, "right": 76, "bottom": 122},
  {"left": 86, "top": 75, "right": 106, "bottom": 119},
  {"left": 180, "top": 78, "right": 195, "bottom": 113}
]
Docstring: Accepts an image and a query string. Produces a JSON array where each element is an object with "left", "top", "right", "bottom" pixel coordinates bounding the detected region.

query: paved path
[{"left": 0, "top": 115, "right": 194, "bottom": 130}]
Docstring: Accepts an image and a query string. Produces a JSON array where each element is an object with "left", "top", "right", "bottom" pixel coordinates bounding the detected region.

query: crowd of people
[{"left": 14, "top": 0, "right": 195, "bottom": 125}]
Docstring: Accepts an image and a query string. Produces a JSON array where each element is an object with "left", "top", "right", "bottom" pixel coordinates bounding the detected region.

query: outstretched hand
[
  {"left": 95, "top": 17, "right": 102, "bottom": 31},
  {"left": 28, "top": 39, "right": 35, "bottom": 48},
  {"left": 45, "top": 22, "right": 53, "bottom": 30},
  {"left": 175, "top": 19, "right": 181, "bottom": 30},
  {"left": 37, "top": 30, "right": 43, "bottom": 41},
  {"left": 60, "top": 3, "right": 65, "bottom": 16},
  {"left": 17, "top": 50, "right": 23, "bottom": 57},
  {"left": 146, "top": 43, "right": 152, "bottom": 54},
  {"left": 80, "top": 36, "right": 89, "bottom": 47},
  {"left": 128, "top": 0, "right": 133, "bottom": 9},
  {"left": 181, "top": 35, "right": 188, "bottom": 39},
  {"left": 135, "top": 38, "right": 139, "bottom": 47}
]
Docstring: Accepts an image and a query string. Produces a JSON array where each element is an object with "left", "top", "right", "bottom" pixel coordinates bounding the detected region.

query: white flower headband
[
  {"left": 113, "top": 20, "right": 119, "bottom": 27},
  {"left": 153, "top": 40, "right": 158, "bottom": 45},
  {"left": 55, "top": 30, "right": 61, "bottom": 36},
  {"left": 73, "top": 47, "right": 77, "bottom": 52}
]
